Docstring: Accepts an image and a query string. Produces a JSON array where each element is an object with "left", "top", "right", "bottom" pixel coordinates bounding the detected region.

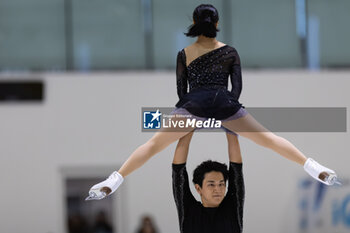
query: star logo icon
[
  {"left": 150, "top": 109, "right": 162, "bottom": 122},
  {"left": 142, "top": 109, "right": 162, "bottom": 129}
]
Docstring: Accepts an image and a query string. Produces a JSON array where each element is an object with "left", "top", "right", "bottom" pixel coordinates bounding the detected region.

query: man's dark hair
[{"left": 192, "top": 160, "right": 228, "bottom": 187}]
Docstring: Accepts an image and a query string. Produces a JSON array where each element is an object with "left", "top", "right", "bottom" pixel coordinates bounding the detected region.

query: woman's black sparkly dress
[{"left": 175, "top": 45, "right": 243, "bottom": 120}]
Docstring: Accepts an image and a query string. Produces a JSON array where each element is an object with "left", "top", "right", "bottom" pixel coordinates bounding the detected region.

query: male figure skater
[{"left": 172, "top": 132, "right": 245, "bottom": 233}]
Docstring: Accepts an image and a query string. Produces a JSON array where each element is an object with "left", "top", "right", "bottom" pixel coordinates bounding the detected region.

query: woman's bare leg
[
  {"left": 222, "top": 113, "right": 307, "bottom": 165},
  {"left": 118, "top": 118, "right": 195, "bottom": 177},
  {"left": 87, "top": 117, "right": 195, "bottom": 200}
]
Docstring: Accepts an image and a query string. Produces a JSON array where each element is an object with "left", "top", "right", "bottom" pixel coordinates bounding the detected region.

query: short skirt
[
  {"left": 175, "top": 87, "right": 243, "bottom": 120},
  {"left": 171, "top": 107, "right": 248, "bottom": 135}
]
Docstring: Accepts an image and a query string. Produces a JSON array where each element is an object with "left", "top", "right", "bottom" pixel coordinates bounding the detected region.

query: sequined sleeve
[
  {"left": 227, "top": 162, "right": 245, "bottom": 233},
  {"left": 176, "top": 50, "right": 188, "bottom": 99},
  {"left": 229, "top": 49, "right": 242, "bottom": 100},
  {"left": 172, "top": 163, "right": 197, "bottom": 232}
]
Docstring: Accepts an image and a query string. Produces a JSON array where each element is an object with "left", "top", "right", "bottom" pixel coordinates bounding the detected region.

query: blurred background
[
  {"left": 0, "top": 0, "right": 349, "bottom": 233},
  {"left": 1, "top": 0, "right": 349, "bottom": 71}
]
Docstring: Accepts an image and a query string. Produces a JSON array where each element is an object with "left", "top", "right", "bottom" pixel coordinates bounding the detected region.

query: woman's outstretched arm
[{"left": 176, "top": 50, "right": 188, "bottom": 99}]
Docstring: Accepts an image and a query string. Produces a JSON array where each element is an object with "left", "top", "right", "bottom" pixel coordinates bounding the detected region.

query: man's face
[{"left": 195, "top": 171, "right": 226, "bottom": 207}]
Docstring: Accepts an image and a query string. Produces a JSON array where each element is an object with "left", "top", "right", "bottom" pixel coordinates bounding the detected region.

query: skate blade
[
  {"left": 329, "top": 175, "right": 342, "bottom": 186},
  {"left": 85, "top": 191, "right": 107, "bottom": 201},
  {"left": 85, "top": 195, "right": 101, "bottom": 201},
  {"left": 335, "top": 180, "right": 342, "bottom": 186},
  {"left": 85, "top": 195, "right": 106, "bottom": 201},
  {"left": 331, "top": 176, "right": 343, "bottom": 186}
]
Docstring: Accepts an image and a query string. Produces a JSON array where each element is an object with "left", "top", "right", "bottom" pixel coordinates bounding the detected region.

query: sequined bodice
[
  {"left": 176, "top": 45, "right": 242, "bottom": 101},
  {"left": 187, "top": 45, "right": 231, "bottom": 90}
]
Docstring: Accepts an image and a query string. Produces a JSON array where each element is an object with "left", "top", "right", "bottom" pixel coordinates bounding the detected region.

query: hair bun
[
  {"left": 184, "top": 4, "right": 220, "bottom": 38},
  {"left": 203, "top": 16, "right": 211, "bottom": 23}
]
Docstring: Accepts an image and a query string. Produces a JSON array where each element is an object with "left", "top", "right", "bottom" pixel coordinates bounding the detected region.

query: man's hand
[
  {"left": 226, "top": 133, "right": 242, "bottom": 163},
  {"left": 173, "top": 131, "right": 194, "bottom": 164}
]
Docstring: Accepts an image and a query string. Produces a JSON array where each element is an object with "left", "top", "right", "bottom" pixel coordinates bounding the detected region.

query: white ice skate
[
  {"left": 85, "top": 171, "right": 124, "bottom": 201},
  {"left": 304, "top": 158, "right": 340, "bottom": 185}
]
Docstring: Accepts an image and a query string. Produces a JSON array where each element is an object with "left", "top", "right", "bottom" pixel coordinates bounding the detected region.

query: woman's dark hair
[
  {"left": 193, "top": 160, "right": 228, "bottom": 187},
  {"left": 185, "top": 4, "right": 219, "bottom": 38}
]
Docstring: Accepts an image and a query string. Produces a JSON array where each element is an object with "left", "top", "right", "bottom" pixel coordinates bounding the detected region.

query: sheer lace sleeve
[
  {"left": 176, "top": 50, "right": 188, "bottom": 99},
  {"left": 230, "top": 49, "right": 242, "bottom": 100}
]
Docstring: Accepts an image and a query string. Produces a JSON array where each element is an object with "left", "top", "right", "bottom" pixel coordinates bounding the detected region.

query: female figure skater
[{"left": 86, "top": 4, "right": 338, "bottom": 201}]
